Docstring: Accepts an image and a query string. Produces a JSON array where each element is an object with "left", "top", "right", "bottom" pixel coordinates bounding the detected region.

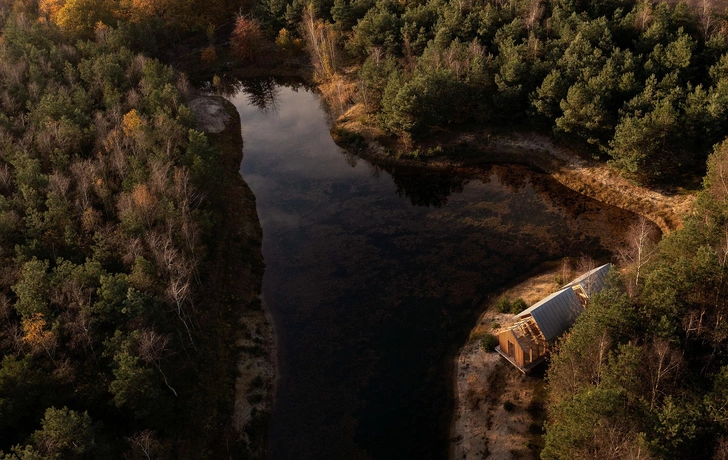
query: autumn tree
[
  {"left": 230, "top": 16, "right": 263, "bottom": 62},
  {"left": 54, "top": 0, "right": 117, "bottom": 38},
  {"left": 301, "top": 4, "right": 338, "bottom": 80},
  {"left": 21, "top": 313, "right": 57, "bottom": 362}
]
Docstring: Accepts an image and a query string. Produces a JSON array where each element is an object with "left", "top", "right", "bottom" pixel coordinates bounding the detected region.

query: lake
[{"left": 229, "top": 79, "right": 636, "bottom": 459}]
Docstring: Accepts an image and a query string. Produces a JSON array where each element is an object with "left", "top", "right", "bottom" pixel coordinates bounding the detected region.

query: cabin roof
[
  {"left": 562, "top": 263, "right": 611, "bottom": 295},
  {"left": 514, "top": 288, "right": 583, "bottom": 341},
  {"left": 514, "top": 263, "right": 611, "bottom": 342}
]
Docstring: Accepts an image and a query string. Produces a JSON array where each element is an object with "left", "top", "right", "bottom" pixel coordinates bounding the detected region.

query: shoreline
[
  {"left": 332, "top": 103, "right": 693, "bottom": 235},
  {"left": 191, "top": 95, "right": 273, "bottom": 458}
]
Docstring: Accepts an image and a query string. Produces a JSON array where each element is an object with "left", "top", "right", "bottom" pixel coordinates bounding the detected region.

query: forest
[
  {"left": 3, "top": 0, "right": 728, "bottom": 457},
  {"left": 252, "top": 0, "right": 728, "bottom": 183},
  {"left": 541, "top": 140, "right": 728, "bottom": 459},
  {"left": 0, "top": 0, "right": 266, "bottom": 457}
]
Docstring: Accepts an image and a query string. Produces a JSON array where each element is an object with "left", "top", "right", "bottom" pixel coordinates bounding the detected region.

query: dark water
[{"left": 230, "top": 80, "right": 636, "bottom": 460}]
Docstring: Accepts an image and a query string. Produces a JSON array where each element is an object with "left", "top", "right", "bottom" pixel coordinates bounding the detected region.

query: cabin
[{"left": 496, "top": 263, "right": 611, "bottom": 373}]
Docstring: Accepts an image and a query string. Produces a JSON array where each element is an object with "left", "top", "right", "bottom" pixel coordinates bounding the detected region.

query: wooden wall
[{"left": 498, "top": 329, "right": 525, "bottom": 367}]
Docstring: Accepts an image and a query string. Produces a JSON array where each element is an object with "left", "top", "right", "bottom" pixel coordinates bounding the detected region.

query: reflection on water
[{"left": 231, "top": 81, "right": 635, "bottom": 460}]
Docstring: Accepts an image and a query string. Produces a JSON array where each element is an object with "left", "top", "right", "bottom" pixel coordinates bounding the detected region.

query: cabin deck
[{"left": 495, "top": 345, "right": 546, "bottom": 374}]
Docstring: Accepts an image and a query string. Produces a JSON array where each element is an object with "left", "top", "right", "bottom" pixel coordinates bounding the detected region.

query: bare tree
[
  {"left": 0, "top": 164, "right": 12, "bottom": 195},
  {"left": 70, "top": 159, "right": 95, "bottom": 213},
  {"left": 619, "top": 216, "right": 659, "bottom": 288},
  {"left": 699, "top": 0, "right": 715, "bottom": 39},
  {"left": 524, "top": 0, "right": 543, "bottom": 31},
  {"left": 714, "top": 436, "right": 728, "bottom": 460},
  {"left": 148, "top": 159, "right": 171, "bottom": 196},
  {"left": 139, "top": 329, "right": 177, "bottom": 397},
  {"left": 127, "top": 430, "right": 161, "bottom": 460},
  {"left": 146, "top": 229, "right": 197, "bottom": 345},
  {"left": 644, "top": 340, "right": 684, "bottom": 410},
  {"left": 635, "top": 0, "right": 653, "bottom": 32},
  {"left": 301, "top": 4, "right": 338, "bottom": 80},
  {"left": 48, "top": 171, "right": 70, "bottom": 198}
]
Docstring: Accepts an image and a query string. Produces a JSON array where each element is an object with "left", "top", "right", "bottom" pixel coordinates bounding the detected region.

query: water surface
[{"left": 230, "top": 80, "right": 635, "bottom": 459}]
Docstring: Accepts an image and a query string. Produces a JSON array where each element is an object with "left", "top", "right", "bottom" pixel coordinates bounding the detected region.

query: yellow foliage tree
[
  {"left": 131, "top": 183, "right": 158, "bottom": 227},
  {"left": 276, "top": 28, "right": 303, "bottom": 55},
  {"left": 121, "top": 0, "right": 168, "bottom": 24},
  {"left": 38, "top": 0, "right": 64, "bottom": 22},
  {"left": 54, "top": 0, "right": 116, "bottom": 38},
  {"left": 301, "top": 4, "right": 338, "bottom": 80},
  {"left": 122, "top": 109, "right": 144, "bottom": 137},
  {"left": 22, "top": 313, "right": 57, "bottom": 359}
]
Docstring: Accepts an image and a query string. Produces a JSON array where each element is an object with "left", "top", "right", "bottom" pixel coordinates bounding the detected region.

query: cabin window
[{"left": 507, "top": 341, "right": 515, "bottom": 357}]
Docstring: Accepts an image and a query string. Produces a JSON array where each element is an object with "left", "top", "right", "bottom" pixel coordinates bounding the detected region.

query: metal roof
[
  {"left": 514, "top": 263, "right": 611, "bottom": 342},
  {"left": 514, "top": 288, "right": 583, "bottom": 341},
  {"left": 562, "top": 263, "right": 611, "bottom": 296}
]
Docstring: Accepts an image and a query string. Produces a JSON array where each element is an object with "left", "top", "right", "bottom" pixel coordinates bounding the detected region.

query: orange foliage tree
[
  {"left": 200, "top": 46, "right": 218, "bottom": 64},
  {"left": 22, "top": 313, "right": 57, "bottom": 360},
  {"left": 122, "top": 109, "right": 144, "bottom": 137},
  {"left": 230, "top": 16, "right": 262, "bottom": 62}
]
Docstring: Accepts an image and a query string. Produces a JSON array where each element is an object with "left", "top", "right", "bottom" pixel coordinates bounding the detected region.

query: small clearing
[{"left": 450, "top": 262, "right": 575, "bottom": 460}]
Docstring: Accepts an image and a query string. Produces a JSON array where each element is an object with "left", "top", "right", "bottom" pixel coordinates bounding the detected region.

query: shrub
[
  {"left": 526, "top": 400, "right": 544, "bottom": 416},
  {"left": 511, "top": 298, "right": 527, "bottom": 314},
  {"left": 503, "top": 400, "right": 515, "bottom": 411},
  {"left": 276, "top": 28, "right": 303, "bottom": 54},
  {"left": 201, "top": 46, "right": 218, "bottom": 64},
  {"left": 494, "top": 296, "right": 512, "bottom": 313},
  {"left": 481, "top": 334, "right": 499, "bottom": 352}
]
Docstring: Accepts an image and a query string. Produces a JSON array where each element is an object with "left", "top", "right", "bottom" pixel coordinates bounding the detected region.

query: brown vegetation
[{"left": 231, "top": 16, "right": 263, "bottom": 62}]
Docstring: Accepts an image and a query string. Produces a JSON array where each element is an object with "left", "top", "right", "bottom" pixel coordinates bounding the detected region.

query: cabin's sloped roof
[
  {"left": 562, "top": 263, "right": 611, "bottom": 295},
  {"left": 513, "top": 263, "right": 611, "bottom": 342},
  {"left": 514, "top": 288, "right": 583, "bottom": 341}
]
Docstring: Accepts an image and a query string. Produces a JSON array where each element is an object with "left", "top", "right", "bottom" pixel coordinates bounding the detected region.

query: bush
[
  {"left": 332, "top": 127, "right": 365, "bottom": 149},
  {"left": 526, "top": 400, "right": 544, "bottom": 417},
  {"left": 511, "top": 298, "right": 528, "bottom": 314},
  {"left": 481, "top": 334, "right": 499, "bottom": 352},
  {"left": 275, "top": 28, "right": 303, "bottom": 55},
  {"left": 494, "top": 296, "right": 512, "bottom": 313},
  {"left": 200, "top": 46, "right": 218, "bottom": 64},
  {"left": 503, "top": 400, "right": 515, "bottom": 411}
]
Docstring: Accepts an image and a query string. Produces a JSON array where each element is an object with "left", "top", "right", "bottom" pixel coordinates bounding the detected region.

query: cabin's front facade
[{"left": 496, "top": 263, "right": 611, "bottom": 372}]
